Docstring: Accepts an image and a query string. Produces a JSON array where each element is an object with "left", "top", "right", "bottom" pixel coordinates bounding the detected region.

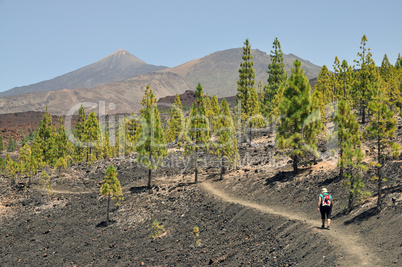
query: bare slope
[
  {"left": 160, "top": 48, "right": 321, "bottom": 97},
  {"left": 0, "top": 72, "right": 191, "bottom": 115},
  {"left": 0, "top": 50, "right": 167, "bottom": 97}
]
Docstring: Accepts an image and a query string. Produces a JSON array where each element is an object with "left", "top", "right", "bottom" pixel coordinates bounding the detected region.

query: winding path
[{"left": 200, "top": 182, "right": 379, "bottom": 267}]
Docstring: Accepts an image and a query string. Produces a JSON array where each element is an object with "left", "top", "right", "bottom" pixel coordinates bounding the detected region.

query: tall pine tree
[
  {"left": 236, "top": 39, "right": 256, "bottom": 142},
  {"left": 214, "top": 99, "right": 239, "bottom": 179},
  {"left": 354, "top": 35, "right": 377, "bottom": 123},
  {"left": 166, "top": 95, "right": 184, "bottom": 143},
  {"left": 137, "top": 85, "right": 168, "bottom": 188},
  {"left": 264, "top": 37, "right": 287, "bottom": 119},
  {"left": 334, "top": 100, "right": 366, "bottom": 212},
  {"left": 184, "top": 83, "right": 210, "bottom": 183},
  {"left": 366, "top": 90, "right": 400, "bottom": 212},
  {"left": 277, "top": 60, "right": 319, "bottom": 173}
]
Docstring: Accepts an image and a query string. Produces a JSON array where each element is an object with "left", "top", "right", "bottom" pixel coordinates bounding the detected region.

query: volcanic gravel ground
[{"left": 0, "top": 131, "right": 401, "bottom": 266}]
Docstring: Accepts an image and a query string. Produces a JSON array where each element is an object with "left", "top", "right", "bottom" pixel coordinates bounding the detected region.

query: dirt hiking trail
[{"left": 201, "top": 182, "right": 380, "bottom": 267}]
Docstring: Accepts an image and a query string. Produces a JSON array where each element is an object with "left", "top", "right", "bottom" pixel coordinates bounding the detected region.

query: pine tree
[
  {"left": 83, "top": 112, "right": 100, "bottom": 162},
  {"left": 396, "top": 54, "right": 402, "bottom": 114},
  {"left": 0, "top": 133, "right": 4, "bottom": 153},
  {"left": 380, "top": 54, "right": 401, "bottom": 109},
  {"left": 315, "top": 65, "right": 333, "bottom": 105},
  {"left": 184, "top": 83, "right": 210, "bottom": 183},
  {"left": 5, "top": 153, "right": 18, "bottom": 185},
  {"left": 125, "top": 116, "right": 142, "bottom": 153},
  {"left": 311, "top": 89, "right": 326, "bottom": 132},
  {"left": 74, "top": 105, "right": 86, "bottom": 161},
  {"left": 210, "top": 95, "right": 221, "bottom": 132},
  {"left": 205, "top": 95, "right": 213, "bottom": 119},
  {"left": 236, "top": 39, "right": 256, "bottom": 141},
  {"left": 100, "top": 165, "right": 123, "bottom": 225},
  {"left": 333, "top": 59, "right": 355, "bottom": 105},
  {"left": 277, "top": 60, "right": 319, "bottom": 173},
  {"left": 54, "top": 116, "right": 71, "bottom": 160},
  {"left": 32, "top": 107, "right": 57, "bottom": 165},
  {"left": 395, "top": 53, "right": 402, "bottom": 69},
  {"left": 354, "top": 35, "right": 377, "bottom": 123},
  {"left": 54, "top": 157, "right": 67, "bottom": 174},
  {"left": 19, "top": 144, "right": 38, "bottom": 185},
  {"left": 246, "top": 87, "right": 264, "bottom": 143},
  {"left": 366, "top": 90, "right": 400, "bottom": 212},
  {"left": 166, "top": 95, "right": 184, "bottom": 143},
  {"left": 102, "top": 131, "right": 112, "bottom": 159},
  {"left": 264, "top": 37, "right": 287, "bottom": 119},
  {"left": 334, "top": 100, "right": 367, "bottom": 212},
  {"left": 214, "top": 99, "right": 239, "bottom": 179},
  {"left": 6, "top": 136, "right": 16, "bottom": 152},
  {"left": 137, "top": 85, "right": 168, "bottom": 188}
]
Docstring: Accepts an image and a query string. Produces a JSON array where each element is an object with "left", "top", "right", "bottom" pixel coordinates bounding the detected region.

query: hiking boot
[
  {"left": 327, "top": 226, "right": 330, "bottom": 230},
  {"left": 321, "top": 225, "right": 325, "bottom": 229}
]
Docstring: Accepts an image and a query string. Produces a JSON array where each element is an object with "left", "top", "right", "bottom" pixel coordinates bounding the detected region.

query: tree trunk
[
  {"left": 106, "top": 194, "right": 110, "bottom": 225},
  {"left": 362, "top": 102, "right": 366, "bottom": 124},
  {"left": 147, "top": 168, "right": 152, "bottom": 189},
  {"left": 376, "top": 134, "right": 382, "bottom": 213},
  {"left": 347, "top": 173, "right": 354, "bottom": 213},
  {"left": 220, "top": 158, "right": 225, "bottom": 180},
  {"left": 293, "top": 155, "right": 298, "bottom": 174},
  {"left": 248, "top": 122, "right": 252, "bottom": 147},
  {"left": 194, "top": 148, "right": 198, "bottom": 183},
  {"left": 339, "top": 142, "right": 344, "bottom": 180}
]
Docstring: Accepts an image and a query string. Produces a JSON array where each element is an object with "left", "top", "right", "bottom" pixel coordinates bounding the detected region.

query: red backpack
[{"left": 321, "top": 193, "right": 331, "bottom": 206}]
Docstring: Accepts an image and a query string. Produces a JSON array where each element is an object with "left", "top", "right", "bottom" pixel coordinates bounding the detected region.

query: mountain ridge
[
  {"left": 0, "top": 49, "right": 167, "bottom": 97},
  {"left": 159, "top": 48, "right": 321, "bottom": 97},
  {"left": 0, "top": 47, "right": 322, "bottom": 115}
]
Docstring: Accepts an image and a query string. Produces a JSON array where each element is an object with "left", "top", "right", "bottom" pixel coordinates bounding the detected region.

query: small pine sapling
[
  {"left": 150, "top": 219, "right": 166, "bottom": 239},
  {"left": 193, "top": 225, "right": 201, "bottom": 246},
  {"left": 38, "top": 171, "right": 53, "bottom": 196},
  {"left": 100, "top": 165, "right": 123, "bottom": 225}
]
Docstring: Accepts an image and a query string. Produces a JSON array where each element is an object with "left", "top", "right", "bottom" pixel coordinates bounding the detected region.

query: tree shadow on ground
[
  {"left": 264, "top": 171, "right": 294, "bottom": 186},
  {"left": 317, "top": 175, "right": 341, "bottom": 187},
  {"left": 129, "top": 186, "right": 149, "bottom": 194},
  {"left": 96, "top": 220, "right": 116, "bottom": 228},
  {"left": 343, "top": 207, "right": 378, "bottom": 226},
  {"left": 382, "top": 184, "right": 402, "bottom": 195}
]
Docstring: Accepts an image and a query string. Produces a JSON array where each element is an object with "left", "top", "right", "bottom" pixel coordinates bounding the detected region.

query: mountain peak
[
  {"left": 106, "top": 49, "right": 146, "bottom": 65},
  {"left": 0, "top": 49, "right": 167, "bottom": 97},
  {"left": 112, "top": 49, "right": 131, "bottom": 55}
]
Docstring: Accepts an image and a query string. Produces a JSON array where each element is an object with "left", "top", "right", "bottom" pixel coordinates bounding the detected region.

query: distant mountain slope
[
  {"left": 0, "top": 49, "right": 167, "bottom": 97},
  {"left": 160, "top": 48, "right": 321, "bottom": 97},
  {"left": 0, "top": 72, "right": 191, "bottom": 115}
]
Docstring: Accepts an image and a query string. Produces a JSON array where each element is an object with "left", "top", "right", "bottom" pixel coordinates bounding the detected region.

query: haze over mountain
[
  {"left": 0, "top": 49, "right": 167, "bottom": 97},
  {"left": 160, "top": 48, "right": 322, "bottom": 97}
]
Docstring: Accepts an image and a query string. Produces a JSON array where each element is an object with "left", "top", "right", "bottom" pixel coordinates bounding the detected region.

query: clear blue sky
[{"left": 1, "top": 0, "right": 401, "bottom": 92}]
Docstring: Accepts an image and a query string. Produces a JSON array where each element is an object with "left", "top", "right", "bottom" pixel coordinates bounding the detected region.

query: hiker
[{"left": 318, "top": 188, "right": 332, "bottom": 229}]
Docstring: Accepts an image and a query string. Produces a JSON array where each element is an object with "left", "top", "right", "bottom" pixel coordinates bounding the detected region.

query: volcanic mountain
[
  {"left": 0, "top": 48, "right": 322, "bottom": 115},
  {"left": 0, "top": 49, "right": 167, "bottom": 97},
  {"left": 160, "top": 48, "right": 321, "bottom": 97},
  {"left": 0, "top": 72, "right": 191, "bottom": 115}
]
